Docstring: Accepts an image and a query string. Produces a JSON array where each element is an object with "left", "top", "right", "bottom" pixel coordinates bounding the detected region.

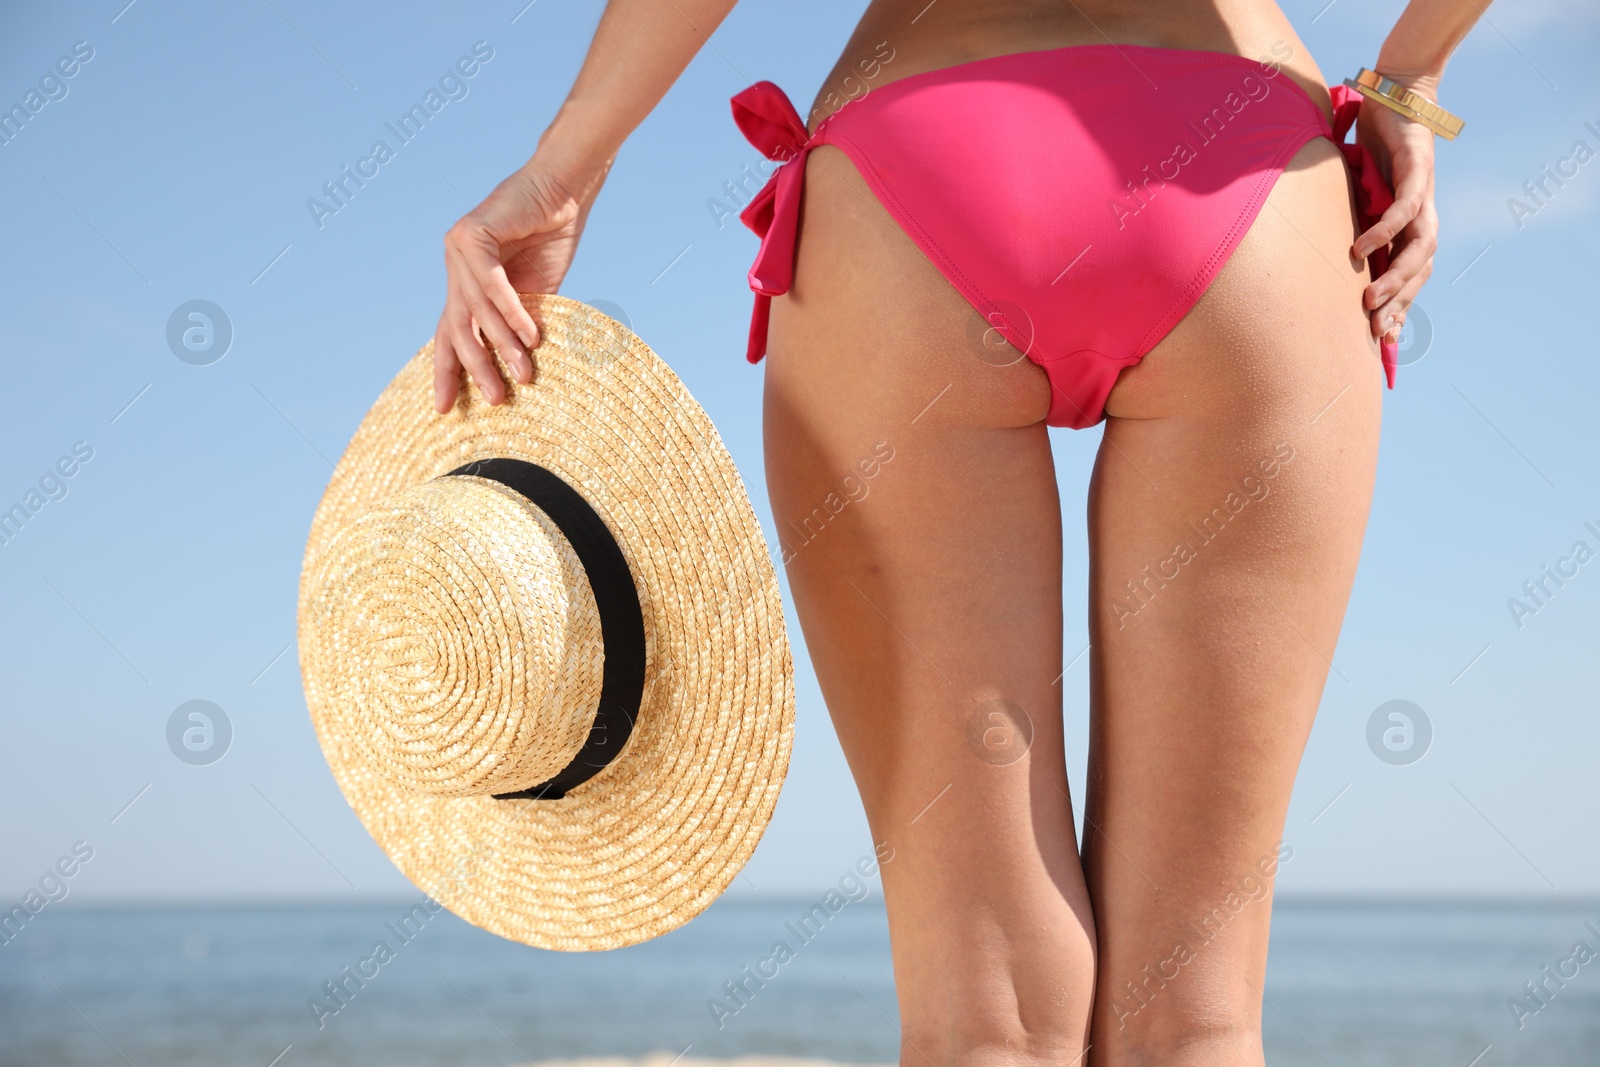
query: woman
[{"left": 432, "top": 0, "right": 1482, "bottom": 1062}]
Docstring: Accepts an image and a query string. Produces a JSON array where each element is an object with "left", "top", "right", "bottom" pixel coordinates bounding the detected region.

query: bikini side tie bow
[{"left": 731, "top": 81, "right": 819, "bottom": 364}]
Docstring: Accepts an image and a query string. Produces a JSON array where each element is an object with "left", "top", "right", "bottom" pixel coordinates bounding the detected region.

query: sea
[{"left": 1, "top": 897, "right": 1596, "bottom": 1066}]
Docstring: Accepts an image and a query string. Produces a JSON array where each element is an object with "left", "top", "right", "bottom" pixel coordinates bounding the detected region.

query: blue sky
[{"left": 1, "top": 0, "right": 1596, "bottom": 905}]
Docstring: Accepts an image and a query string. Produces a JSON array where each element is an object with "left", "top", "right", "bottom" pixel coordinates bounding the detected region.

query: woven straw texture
[{"left": 298, "top": 294, "right": 794, "bottom": 951}]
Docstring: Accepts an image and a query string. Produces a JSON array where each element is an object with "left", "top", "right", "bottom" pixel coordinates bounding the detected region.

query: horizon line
[{"left": 13, "top": 889, "right": 1600, "bottom": 913}]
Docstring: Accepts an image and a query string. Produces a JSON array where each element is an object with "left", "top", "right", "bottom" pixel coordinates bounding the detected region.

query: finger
[
  {"left": 1353, "top": 170, "right": 1428, "bottom": 264},
  {"left": 451, "top": 248, "right": 532, "bottom": 386},
  {"left": 433, "top": 328, "right": 461, "bottom": 414},
  {"left": 482, "top": 262, "right": 539, "bottom": 382},
  {"left": 455, "top": 328, "right": 506, "bottom": 406},
  {"left": 1373, "top": 259, "right": 1433, "bottom": 336},
  {"left": 1363, "top": 215, "right": 1437, "bottom": 313},
  {"left": 452, "top": 218, "right": 541, "bottom": 337},
  {"left": 1370, "top": 264, "right": 1429, "bottom": 341},
  {"left": 450, "top": 311, "right": 507, "bottom": 406},
  {"left": 451, "top": 247, "right": 533, "bottom": 386},
  {"left": 453, "top": 225, "right": 542, "bottom": 370}
]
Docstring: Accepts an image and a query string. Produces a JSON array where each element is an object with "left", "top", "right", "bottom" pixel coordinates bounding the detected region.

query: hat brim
[{"left": 298, "top": 295, "right": 794, "bottom": 951}]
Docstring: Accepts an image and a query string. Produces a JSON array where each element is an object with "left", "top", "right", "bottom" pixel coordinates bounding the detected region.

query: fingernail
[{"left": 518, "top": 331, "right": 535, "bottom": 348}]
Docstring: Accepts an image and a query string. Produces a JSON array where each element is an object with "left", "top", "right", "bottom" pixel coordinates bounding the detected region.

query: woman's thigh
[
  {"left": 764, "top": 144, "right": 1095, "bottom": 1060},
  {"left": 1085, "top": 136, "right": 1384, "bottom": 1060}
]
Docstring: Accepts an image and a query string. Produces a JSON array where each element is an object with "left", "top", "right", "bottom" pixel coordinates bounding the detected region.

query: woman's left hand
[{"left": 1351, "top": 73, "right": 1440, "bottom": 346}]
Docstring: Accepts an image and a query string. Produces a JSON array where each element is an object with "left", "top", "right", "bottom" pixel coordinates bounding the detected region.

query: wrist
[
  {"left": 1371, "top": 52, "right": 1446, "bottom": 98},
  {"left": 530, "top": 99, "right": 623, "bottom": 203},
  {"left": 1348, "top": 64, "right": 1464, "bottom": 141}
]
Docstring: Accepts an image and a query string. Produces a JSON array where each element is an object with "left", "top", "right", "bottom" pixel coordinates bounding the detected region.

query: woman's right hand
[{"left": 433, "top": 158, "right": 607, "bottom": 413}]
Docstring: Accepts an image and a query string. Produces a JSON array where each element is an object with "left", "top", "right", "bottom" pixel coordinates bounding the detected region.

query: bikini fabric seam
[{"left": 1131, "top": 118, "right": 1332, "bottom": 358}]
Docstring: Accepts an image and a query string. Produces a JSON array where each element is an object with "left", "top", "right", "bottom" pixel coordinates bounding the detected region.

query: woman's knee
[{"left": 895, "top": 915, "right": 1098, "bottom": 1067}]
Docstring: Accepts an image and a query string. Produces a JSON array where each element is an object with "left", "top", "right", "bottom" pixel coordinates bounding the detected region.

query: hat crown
[{"left": 303, "top": 477, "right": 604, "bottom": 797}]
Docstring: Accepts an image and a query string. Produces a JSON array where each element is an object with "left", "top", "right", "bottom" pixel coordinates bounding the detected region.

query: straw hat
[{"left": 297, "top": 294, "right": 794, "bottom": 951}]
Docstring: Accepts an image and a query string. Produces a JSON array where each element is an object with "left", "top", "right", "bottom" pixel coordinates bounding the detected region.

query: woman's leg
[
  {"left": 764, "top": 143, "right": 1096, "bottom": 1067},
  {"left": 1084, "top": 136, "right": 1384, "bottom": 1065}
]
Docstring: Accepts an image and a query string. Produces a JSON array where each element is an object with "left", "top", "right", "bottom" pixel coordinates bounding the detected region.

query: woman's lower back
[{"left": 814, "top": 0, "right": 1335, "bottom": 132}]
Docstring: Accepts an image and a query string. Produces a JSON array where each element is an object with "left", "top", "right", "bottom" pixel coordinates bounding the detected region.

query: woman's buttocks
[{"left": 807, "top": 0, "right": 1333, "bottom": 134}]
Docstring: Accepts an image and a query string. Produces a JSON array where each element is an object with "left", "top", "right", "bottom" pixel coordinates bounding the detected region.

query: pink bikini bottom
[{"left": 731, "top": 44, "right": 1398, "bottom": 429}]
